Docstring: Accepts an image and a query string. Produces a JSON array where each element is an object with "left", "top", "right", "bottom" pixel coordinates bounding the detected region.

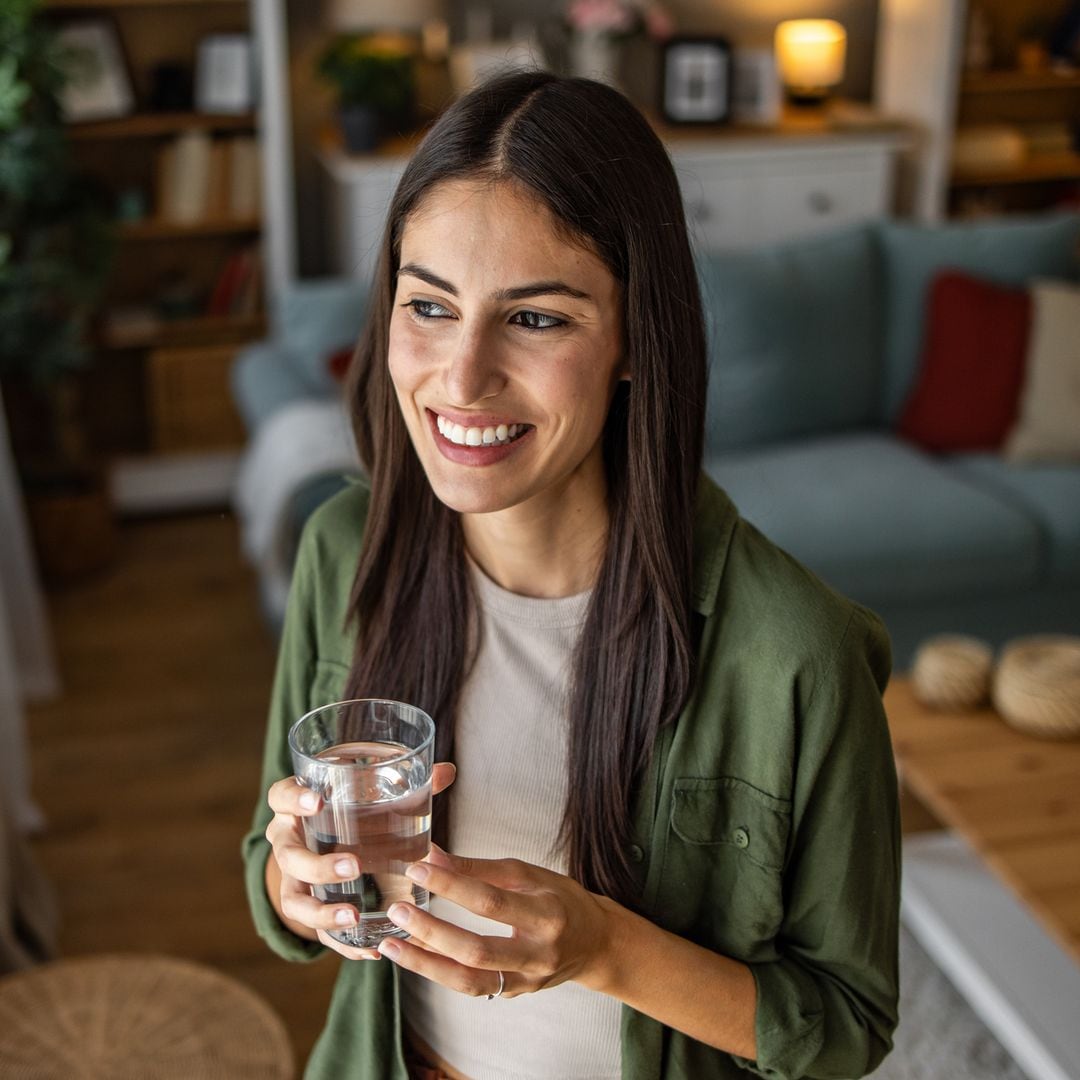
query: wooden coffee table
[
  {"left": 884, "top": 676, "right": 1080, "bottom": 964},
  {"left": 884, "top": 676, "right": 1080, "bottom": 1080}
]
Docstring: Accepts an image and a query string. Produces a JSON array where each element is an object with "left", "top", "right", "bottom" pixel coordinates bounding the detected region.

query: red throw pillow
[
  {"left": 897, "top": 271, "right": 1032, "bottom": 452},
  {"left": 327, "top": 345, "right": 354, "bottom": 382}
]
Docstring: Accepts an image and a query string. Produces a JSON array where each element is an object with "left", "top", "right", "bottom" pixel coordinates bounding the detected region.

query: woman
[{"left": 243, "top": 70, "right": 900, "bottom": 1080}]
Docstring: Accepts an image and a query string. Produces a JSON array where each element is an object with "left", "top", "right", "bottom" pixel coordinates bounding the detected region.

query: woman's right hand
[{"left": 264, "top": 762, "right": 457, "bottom": 960}]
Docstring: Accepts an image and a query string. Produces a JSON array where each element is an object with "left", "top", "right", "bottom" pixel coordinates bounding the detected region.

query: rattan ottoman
[{"left": 0, "top": 954, "right": 293, "bottom": 1079}]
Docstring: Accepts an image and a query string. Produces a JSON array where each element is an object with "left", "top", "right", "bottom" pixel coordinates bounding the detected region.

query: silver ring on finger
[{"left": 486, "top": 970, "right": 505, "bottom": 1000}]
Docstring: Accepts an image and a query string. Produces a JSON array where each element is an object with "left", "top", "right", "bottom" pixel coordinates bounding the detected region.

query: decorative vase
[
  {"left": 339, "top": 104, "right": 382, "bottom": 153},
  {"left": 569, "top": 30, "right": 620, "bottom": 88}
]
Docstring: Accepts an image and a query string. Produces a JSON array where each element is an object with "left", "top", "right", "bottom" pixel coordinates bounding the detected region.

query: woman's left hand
[{"left": 376, "top": 845, "right": 621, "bottom": 999}]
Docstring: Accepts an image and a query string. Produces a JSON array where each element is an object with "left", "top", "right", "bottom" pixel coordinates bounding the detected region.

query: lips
[{"left": 425, "top": 408, "right": 534, "bottom": 466}]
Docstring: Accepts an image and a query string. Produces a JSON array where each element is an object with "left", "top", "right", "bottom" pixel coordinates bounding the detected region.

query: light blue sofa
[{"left": 232, "top": 213, "right": 1080, "bottom": 667}]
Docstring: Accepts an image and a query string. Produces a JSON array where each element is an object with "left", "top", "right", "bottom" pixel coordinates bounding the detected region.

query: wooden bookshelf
[{"left": 49, "top": 0, "right": 266, "bottom": 507}]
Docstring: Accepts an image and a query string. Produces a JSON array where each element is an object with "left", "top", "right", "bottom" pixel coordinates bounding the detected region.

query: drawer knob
[{"left": 808, "top": 191, "right": 834, "bottom": 215}]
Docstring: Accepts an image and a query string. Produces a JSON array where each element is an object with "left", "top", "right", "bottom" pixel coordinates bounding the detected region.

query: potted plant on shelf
[
  {"left": 317, "top": 32, "right": 417, "bottom": 153},
  {"left": 0, "top": 0, "right": 118, "bottom": 582}
]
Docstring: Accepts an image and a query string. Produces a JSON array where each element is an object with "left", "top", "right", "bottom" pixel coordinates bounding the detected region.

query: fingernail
[
  {"left": 299, "top": 791, "right": 317, "bottom": 810},
  {"left": 335, "top": 858, "right": 358, "bottom": 878},
  {"left": 335, "top": 908, "right": 357, "bottom": 927},
  {"left": 378, "top": 938, "right": 401, "bottom": 958},
  {"left": 387, "top": 903, "right": 410, "bottom": 925},
  {"left": 405, "top": 863, "right": 429, "bottom": 884}
]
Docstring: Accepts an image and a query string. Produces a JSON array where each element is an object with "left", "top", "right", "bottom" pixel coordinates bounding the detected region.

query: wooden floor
[{"left": 25, "top": 511, "right": 338, "bottom": 1072}]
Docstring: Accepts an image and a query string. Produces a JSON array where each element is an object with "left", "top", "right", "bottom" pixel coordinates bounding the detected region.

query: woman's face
[{"left": 388, "top": 178, "right": 626, "bottom": 518}]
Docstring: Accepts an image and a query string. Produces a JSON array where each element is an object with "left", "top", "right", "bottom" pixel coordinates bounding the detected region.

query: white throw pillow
[{"left": 1004, "top": 279, "right": 1080, "bottom": 463}]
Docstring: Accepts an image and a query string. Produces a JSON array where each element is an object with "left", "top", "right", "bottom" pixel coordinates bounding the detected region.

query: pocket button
[
  {"left": 629, "top": 844, "right": 645, "bottom": 863},
  {"left": 733, "top": 827, "right": 750, "bottom": 849}
]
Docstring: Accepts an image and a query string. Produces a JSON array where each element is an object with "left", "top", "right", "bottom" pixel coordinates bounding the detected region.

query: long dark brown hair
[{"left": 341, "top": 70, "right": 707, "bottom": 908}]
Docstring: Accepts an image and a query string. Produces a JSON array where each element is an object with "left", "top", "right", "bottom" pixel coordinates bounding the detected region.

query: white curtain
[{"left": 0, "top": 384, "right": 60, "bottom": 831}]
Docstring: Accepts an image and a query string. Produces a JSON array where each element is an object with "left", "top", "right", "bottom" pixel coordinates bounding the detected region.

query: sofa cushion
[
  {"left": 896, "top": 271, "right": 1031, "bottom": 452},
  {"left": 705, "top": 433, "right": 1042, "bottom": 603},
  {"left": 697, "top": 224, "right": 882, "bottom": 455},
  {"left": 952, "top": 454, "right": 1080, "bottom": 585},
  {"left": 1004, "top": 279, "right": 1080, "bottom": 463},
  {"left": 878, "top": 213, "right": 1080, "bottom": 422},
  {"left": 275, "top": 278, "right": 368, "bottom": 391}
]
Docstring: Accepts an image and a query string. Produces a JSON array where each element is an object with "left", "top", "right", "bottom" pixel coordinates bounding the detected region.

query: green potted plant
[
  {"left": 0, "top": 0, "right": 118, "bottom": 581},
  {"left": 317, "top": 32, "right": 416, "bottom": 153}
]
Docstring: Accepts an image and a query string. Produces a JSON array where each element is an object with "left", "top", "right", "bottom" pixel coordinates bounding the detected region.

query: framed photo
[
  {"left": 731, "top": 48, "right": 781, "bottom": 126},
  {"left": 195, "top": 34, "right": 255, "bottom": 115},
  {"left": 55, "top": 19, "right": 135, "bottom": 124},
  {"left": 660, "top": 36, "right": 733, "bottom": 125}
]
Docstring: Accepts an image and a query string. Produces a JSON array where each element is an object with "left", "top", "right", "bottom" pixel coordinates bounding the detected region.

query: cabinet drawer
[
  {"left": 675, "top": 158, "right": 756, "bottom": 250},
  {"left": 755, "top": 156, "right": 891, "bottom": 244}
]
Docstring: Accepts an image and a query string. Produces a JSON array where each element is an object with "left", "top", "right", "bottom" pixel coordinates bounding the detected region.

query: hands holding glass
[{"left": 265, "top": 698, "right": 620, "bottom": 993}]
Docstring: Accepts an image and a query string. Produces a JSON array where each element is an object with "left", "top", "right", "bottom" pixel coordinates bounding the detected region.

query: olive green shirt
[{"left": 242, "top": 474, "right": 901, "bottom": 1080}]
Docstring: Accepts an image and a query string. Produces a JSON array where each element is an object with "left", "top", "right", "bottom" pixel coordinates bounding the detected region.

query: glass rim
[{"left": 287, "top": 697, "right": 436, "bottom": 771}]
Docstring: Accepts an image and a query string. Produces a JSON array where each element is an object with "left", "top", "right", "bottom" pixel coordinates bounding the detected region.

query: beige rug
[{"left": 870, "top": 925, "right": 1027, "bottom": 1079}]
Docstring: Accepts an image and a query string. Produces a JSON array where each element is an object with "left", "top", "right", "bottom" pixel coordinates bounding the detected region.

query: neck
[{"left": 461, "top": 464, "right": 608, "bottom": 599}]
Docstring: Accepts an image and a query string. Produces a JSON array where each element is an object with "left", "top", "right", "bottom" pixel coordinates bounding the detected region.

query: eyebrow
[{"left": 397, "top": 262, "right": 593, "bottom": 303}]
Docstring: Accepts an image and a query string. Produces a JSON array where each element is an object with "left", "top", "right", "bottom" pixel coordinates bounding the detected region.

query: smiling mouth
[{"left": 433, "top": 411, "right": 533, "bottom": 447}]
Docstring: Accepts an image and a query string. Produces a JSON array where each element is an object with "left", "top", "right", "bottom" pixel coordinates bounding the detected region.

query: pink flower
[
  {"left": 565, "top": 0, "right": 637, "bottom": 35},
  {"left": 642, "top": 3, "right": 675, "bottom": 41}
]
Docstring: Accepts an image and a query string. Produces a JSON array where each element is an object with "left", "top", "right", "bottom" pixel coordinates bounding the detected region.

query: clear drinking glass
[{"left": 288, "top": 699, "right": 435, "bottom": 948}]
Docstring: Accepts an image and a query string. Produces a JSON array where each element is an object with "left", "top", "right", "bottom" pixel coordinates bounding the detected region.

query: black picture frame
[{"left": 659, "top": 35, "right": 733, "bottom": 125}]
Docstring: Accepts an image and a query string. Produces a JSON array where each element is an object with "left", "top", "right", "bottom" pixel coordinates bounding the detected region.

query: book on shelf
[
  {"left": 205, "top": 245, "right": 262, "bottom": 317},
  {"left": 155, "top": 133, "right": 262, "bottom": 225}
]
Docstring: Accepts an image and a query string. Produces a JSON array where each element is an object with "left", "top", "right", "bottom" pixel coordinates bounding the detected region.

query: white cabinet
[{"left": 320, "top": 123, "right": 908, "bottom": 283}]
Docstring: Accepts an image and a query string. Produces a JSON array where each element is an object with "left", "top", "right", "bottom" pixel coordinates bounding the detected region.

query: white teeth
[{"left": 435, "top": 413, "right": 526, "bottom": 447}]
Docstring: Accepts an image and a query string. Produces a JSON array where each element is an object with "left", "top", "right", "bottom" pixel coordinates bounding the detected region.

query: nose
[{"left": 442, "top": 323, "right": 506, "bottom": 407}]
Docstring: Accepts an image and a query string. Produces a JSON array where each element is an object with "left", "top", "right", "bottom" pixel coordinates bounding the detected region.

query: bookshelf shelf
[
  {"left": 44, "top": 0, "right": 245, "bottom": 8},
  {"left": 118, "top": 217, "right": 261, "bottom": 239},
  {"left": 951, "top": 151, "right": 1080, "bottom": 187},
  {"left": 68, "top": 113, "right": 256, "bottom": 141},
  {"left": 960, "top": 69, "right": 1080, "bottom": 94},
  {"left": 98, "top": 314, "right": 267, "bottom": 351}
]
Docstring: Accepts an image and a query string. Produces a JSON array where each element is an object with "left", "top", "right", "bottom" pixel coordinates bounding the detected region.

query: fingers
[
  {"left": 268, "top": 776, "right": 321, "bottom": 816},
  {"left": 383, "top": 901, "right": 522, "bottom": 973},
  {"left": 316, "top": 929, "right": 383, "bottom": 961},
  {"left": 423, "top": 849, "right": 538, "bottom": 893},
  {"left": 278, "top": 875, "right": 362, "bottom": 935},
  {"left": 403, "top": 860, "right": 540, "bottom": 927},
  {"left": 269, "top": 834, "right": 362, "bottom": 888},
  {"left": 431, "top": 761, "right": 456, "bottom": 797},
  {"left": 377, "top": 935, "right": 517, "bottom": 998}
]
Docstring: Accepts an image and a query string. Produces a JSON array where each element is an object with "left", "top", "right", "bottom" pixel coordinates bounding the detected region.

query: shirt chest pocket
[{"left": 657, "top": 776, "right": 791, "bottom": 959}]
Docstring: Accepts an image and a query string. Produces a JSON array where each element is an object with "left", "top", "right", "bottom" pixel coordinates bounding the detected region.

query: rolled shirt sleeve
[{"left": 732, "top": 609, "right": 901, "bottom": 1079}]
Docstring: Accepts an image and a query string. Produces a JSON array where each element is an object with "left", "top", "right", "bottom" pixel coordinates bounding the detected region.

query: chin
[{"left": 424, "top": 472, "right": 528, "bottom": 516}]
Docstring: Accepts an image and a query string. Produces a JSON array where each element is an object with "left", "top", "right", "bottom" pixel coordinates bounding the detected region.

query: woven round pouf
[
  {"left": 911, "top": 635, "right": 994, "bottom": 710},
  {"left": 993, "top": 635, "right": 1080, "bottom": 739},
  {"left": 0, "top": 954, "right": 293, "bottom": 1079}
]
